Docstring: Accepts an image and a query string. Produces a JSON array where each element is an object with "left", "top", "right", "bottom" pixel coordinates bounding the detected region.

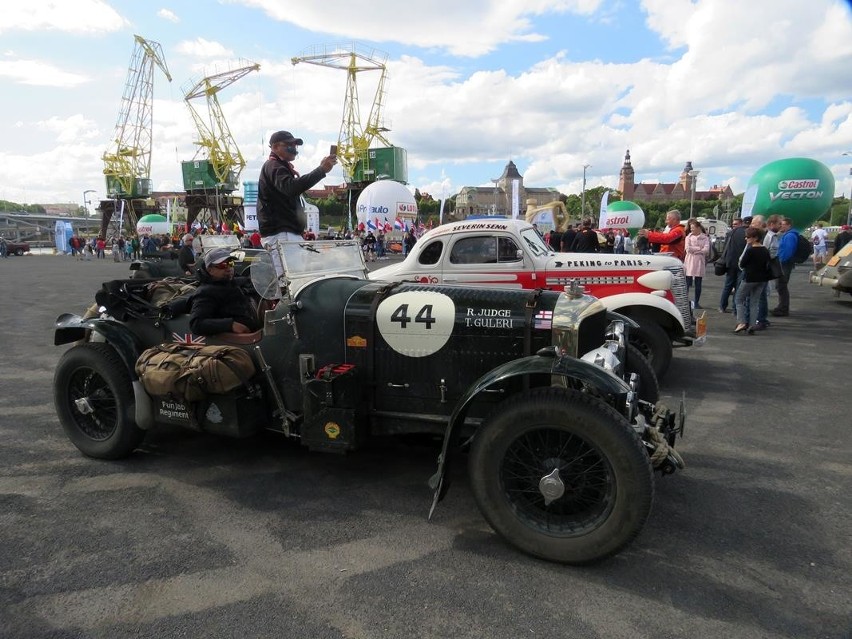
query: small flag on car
[{"left": 533, "top": 310, "right": 553, "bottom": 330}]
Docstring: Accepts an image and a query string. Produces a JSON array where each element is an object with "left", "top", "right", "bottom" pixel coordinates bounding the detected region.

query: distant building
[
  {"left": 617, "top": 150, "right": 733, "bottom": 205},
  {"left": 454, "top": 160, "right": 560, "bottom": 219},
  {"left": 305, "top": 183, "right": 348, "bottom": 200}
]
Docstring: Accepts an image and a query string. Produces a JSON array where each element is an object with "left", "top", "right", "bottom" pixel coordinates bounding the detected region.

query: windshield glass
[
  {"left": 200, "top": 235, "right": 241, "bottom": 250},
  {"left": 520, "top": 227, "right": 552, "bottom": 257},
  {"left": 275, "top": 240, "right": 367, "bottom": 278}
]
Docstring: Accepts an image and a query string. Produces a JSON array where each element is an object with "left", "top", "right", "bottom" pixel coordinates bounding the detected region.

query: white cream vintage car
[{"left": 371, "top": 218, "right": 705, "bottom": 379}]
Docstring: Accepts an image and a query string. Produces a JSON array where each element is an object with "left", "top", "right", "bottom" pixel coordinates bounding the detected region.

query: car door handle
[
  {"left": 443, "top": 277, "right": 457, "bottom": 282},
  {"left": 387, "top": 382, "right": 410, "bottom": 388}
]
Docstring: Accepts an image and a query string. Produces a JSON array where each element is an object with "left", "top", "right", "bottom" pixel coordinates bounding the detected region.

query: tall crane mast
[
  {"left": 181, "top": 61, "right": 260, "bottom": 230},
  {"left": 291, "top": 43, "right": 394, "bottom": 183},
  {"left": 99, "top": 34, "right": 172, "bottom": 239}
]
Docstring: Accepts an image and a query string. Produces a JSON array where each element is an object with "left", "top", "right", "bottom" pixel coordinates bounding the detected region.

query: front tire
[
  {"left": 54, "top": 343, "right": 145, "bottom": 459},
  {"left": 628, "top": 319, "right": 672, "bottom": 381},
  {"left": 624, "top": 343, "right": 660, "bottom": 403},
  {"left": 469, "top": 388, "right": 654, "bottom": 564}
]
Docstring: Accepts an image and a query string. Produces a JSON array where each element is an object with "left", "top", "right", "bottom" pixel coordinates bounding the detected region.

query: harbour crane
[
  {"left": 181, "top": 60, "right": 260, "bottom": 229},
  {"left": 291, "top": 43, "right": 406, "bottom": 187},
  {"left": 99, "top": 34, "right": 172, "bottom": 239}
]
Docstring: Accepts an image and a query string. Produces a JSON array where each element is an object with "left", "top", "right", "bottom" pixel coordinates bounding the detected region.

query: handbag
[
  {"left": 767, "top": 256, "right": 783, "bottom": 280},
  {"left": 714, "top": 260, "right": 727, "bottom": 276}
]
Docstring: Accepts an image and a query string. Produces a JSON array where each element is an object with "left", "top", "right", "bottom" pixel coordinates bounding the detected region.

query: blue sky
[{"left": 1, "top": 0, "right": 851, "bottom": 210}]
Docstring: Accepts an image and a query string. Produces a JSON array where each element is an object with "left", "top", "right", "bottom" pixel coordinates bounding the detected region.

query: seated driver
[{"left": 189, "top": 247, "right": 260, "bottom": 336}]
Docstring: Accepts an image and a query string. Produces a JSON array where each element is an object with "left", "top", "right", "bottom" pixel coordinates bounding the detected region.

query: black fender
[
  {"left": 428, "top": 347, "right": 631, "bottom": 518},
  {"left": 54, "top": 314, "right": 144, "bottom": 379}
]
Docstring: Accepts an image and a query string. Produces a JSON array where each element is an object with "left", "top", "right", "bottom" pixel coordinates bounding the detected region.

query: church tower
[
  {"left": 618, "top": 150, "right": 635, "bottom": 200},
  {"left": 679, "top": 161, "right": 695, "bottom": 192}
]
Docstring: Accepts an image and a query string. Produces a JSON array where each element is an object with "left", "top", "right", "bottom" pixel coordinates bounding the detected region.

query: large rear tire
[
  {"left": 468, "top": 387, "right": 654, "bottom": 564},
  {"left": 54, "top": 343, "right": 145, "bottom": 459},
  {"left": 628, "top": 319, "right": 672, "bottom": 381}
]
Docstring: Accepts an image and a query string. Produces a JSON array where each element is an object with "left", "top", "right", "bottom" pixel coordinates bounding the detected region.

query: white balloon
[{"left": 356, "top": 180, "right": 417, "bottom": 227}]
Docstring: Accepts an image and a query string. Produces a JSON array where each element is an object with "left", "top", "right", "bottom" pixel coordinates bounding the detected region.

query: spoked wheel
[
  {"left": 469, "top": 388, "right": 653, "bottom": 564},
  {"left": 623, "top": 343, "right": 660, "bottom": 403},
  {"left": 54, "top": 343, "right": 144, "bottom": 459},
  {"left": 628, "top": 319, "right": 672, "bottom": 381}
]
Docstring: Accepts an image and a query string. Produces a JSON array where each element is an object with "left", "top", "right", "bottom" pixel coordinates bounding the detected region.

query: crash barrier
[{"left": 136, "top": 343, "right": 256, "bottom": 403}]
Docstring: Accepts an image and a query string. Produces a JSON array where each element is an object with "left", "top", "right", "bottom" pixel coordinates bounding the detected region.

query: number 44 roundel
[{"left": 376, "top": 291, "right": 455, "bottom": 358}]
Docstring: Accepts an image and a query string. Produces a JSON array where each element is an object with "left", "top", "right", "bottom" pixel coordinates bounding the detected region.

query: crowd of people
[
  {"left": 542, "top": 208, "right": 846, "bottom": 335},
  {"left": 714, "top": 213, "right": 841, "bottom": 334}
]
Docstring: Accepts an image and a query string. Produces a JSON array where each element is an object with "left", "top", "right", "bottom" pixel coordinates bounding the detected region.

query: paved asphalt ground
[{"left": 0, "top": 252, "right": 849, "bottom": 639}]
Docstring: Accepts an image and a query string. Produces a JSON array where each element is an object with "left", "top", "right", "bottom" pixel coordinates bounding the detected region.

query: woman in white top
[{"left": 683, "top": 219, "right": 711, "bottom": 308}]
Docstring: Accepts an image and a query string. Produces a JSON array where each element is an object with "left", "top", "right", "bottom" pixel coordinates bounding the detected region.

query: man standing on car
[{"left": 257, "top": 130, "right": 337, "bottom": 279}]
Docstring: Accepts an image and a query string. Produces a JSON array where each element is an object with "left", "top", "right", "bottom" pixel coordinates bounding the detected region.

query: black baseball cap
[{"left": 269, "top": 130, "right": 303, "bottom": 146}]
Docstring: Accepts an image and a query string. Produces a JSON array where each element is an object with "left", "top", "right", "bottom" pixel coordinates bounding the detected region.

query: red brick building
[{"left": 617, "top": 150, "right": 733, "bottom": 204}]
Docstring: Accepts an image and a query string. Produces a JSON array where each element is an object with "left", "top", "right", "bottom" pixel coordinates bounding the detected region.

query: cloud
[
  {"left": 176, "top": 38, "right": 235, "bottom": 59},
  {"left": 157, "top": 8, "right": 180, "bottom": 23},
  {"left": 37, "top": 114, "right": 101, "bottom": 144},
  {"left": 0, "top": 0, "right": 127, "bottom": 34},
  {"left": 235, "top": 0, "right": 604, "bottom": 56},
  {"left": 0, "top": 59, "right": 90, "bottom": 87}
]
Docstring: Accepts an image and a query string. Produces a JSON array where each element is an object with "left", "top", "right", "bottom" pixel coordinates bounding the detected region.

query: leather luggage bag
[{"left": 136, "top": 344, "right": 256, "bottom": 402}]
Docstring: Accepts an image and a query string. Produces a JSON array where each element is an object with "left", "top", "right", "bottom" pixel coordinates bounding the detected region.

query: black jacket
[
  {"left": 835, "top": 230, "right": 852, "bottom": 253},
  {"left": 177, "top": 245, "right": 196, "bottom": 274},
  {"left": 256, "top": 155, "right": 327, "bottom": 237},
  {"left": 189, "top": 269, "right": 259, "bottom": 335},
  {"left": 571, "top": 228, "right": 600, "bottom": 253},
  {"left": 739, "top": 244, "right": 771, "bottom": 283},
  {"left": 724, "top": 226, "right": 748, "bottom": 269}
]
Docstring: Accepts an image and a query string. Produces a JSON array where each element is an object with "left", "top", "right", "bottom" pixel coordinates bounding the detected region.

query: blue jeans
[
  {"left": 757, "top": 283, "right": 770, "bottom": 324},
  {"left": 736, "top": 281, "right": 766, "bottom": 326},
  {"left": 719, "top": 268, "right": 742, "bottom": 311}
]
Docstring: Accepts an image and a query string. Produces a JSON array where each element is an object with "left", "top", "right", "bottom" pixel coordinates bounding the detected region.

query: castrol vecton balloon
[
  {"left": 600, "top": 200, "right": 645, "bottom": 229},
  {"left": 740, "top": 158, "right": 834, "bottom": 230},
  {"left": 136, "top": 214, "right": 170, "bottom": 236}
]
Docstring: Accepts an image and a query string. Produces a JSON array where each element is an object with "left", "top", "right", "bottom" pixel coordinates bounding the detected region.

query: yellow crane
[
  {"left": 182, "top": 61, "right": 260, "bottom": 192},
  {"left": 180, "top": 61, "right": 260, "bottom": 230},
  {"left": 99, "top": 34, "right": 172, "bottom": 238},
  {"left": 292, "top": 43, "right": 405, "bottom": 185}
]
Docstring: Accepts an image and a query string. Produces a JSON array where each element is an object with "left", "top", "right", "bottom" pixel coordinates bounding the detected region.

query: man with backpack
[{"left": 772, "top": 216, "right": 808, "bottom": 317}]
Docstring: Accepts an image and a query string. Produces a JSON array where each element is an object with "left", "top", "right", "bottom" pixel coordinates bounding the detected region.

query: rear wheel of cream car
[
  {"left": 469, "top": 387, "right": 654, "bottom": 564},
  {"left": 629, "top": 320, "right": 672, "bottom": 381},
  {"left": 624, "top": 343, "right": 659, "bottom": 404}
]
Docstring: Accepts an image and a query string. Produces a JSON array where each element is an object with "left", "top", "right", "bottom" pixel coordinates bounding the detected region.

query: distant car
[
  {"left": 370, "top": 218, "right": 705, "bottom": 380},
  {"left": 810, "top": 241, "right": 852, "bottom": 297},
  {"left": 3, "top": 239, "right": 30, "bottom": 256}
]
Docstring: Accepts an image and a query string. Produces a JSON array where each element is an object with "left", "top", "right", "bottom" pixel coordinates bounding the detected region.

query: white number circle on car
[{"left": 376, "top": 290, "right": 455, "bottom": 357}]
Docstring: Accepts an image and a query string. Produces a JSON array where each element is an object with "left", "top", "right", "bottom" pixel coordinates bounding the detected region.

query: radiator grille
[{"left": 665, "top": 265, "right": 692, "bottom": 328}]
